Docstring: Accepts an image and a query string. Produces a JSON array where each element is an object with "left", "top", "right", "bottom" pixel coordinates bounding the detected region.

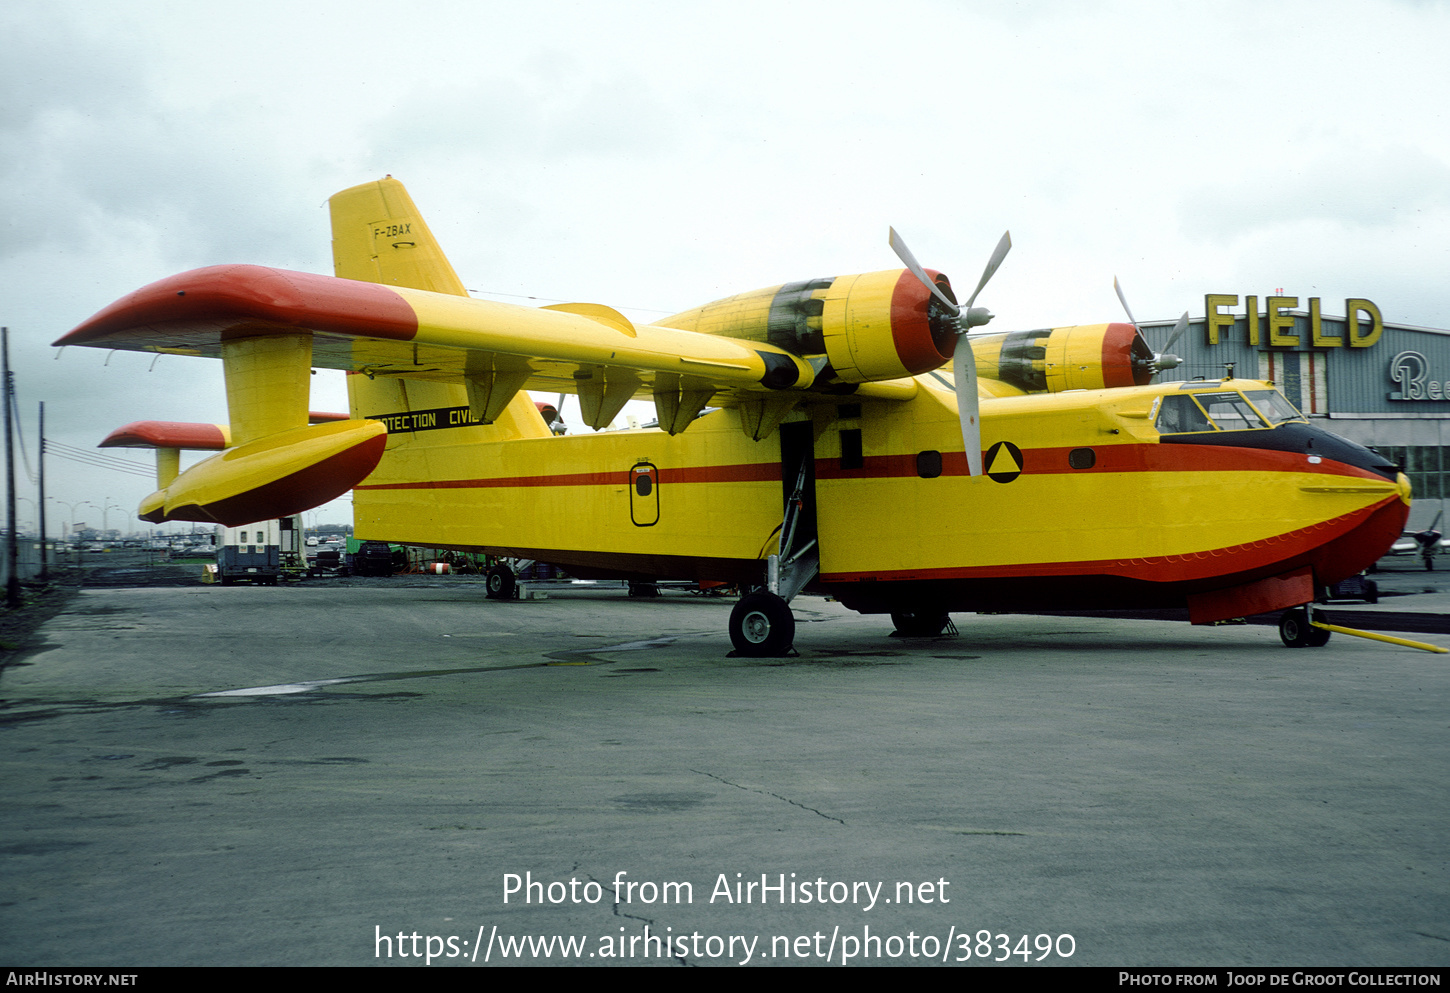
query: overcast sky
[{"left": 3, "top": 0, "right": 1448, "bottom": 534}]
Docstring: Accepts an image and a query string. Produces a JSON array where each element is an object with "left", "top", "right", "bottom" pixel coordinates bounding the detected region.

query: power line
[
  {"left": 8, "top": 388, "right": 35, "bottom": 485},
  {"left": 45, "top": 441, "right": 156, "bottom": 479}
]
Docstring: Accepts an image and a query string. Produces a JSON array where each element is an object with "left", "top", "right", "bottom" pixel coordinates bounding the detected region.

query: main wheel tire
[
  {"left": 891, "top": 610, "right": 950, "bottom": 636},
  {"left": 485, "top": 565, "right": 516, "bottom": 600},
  {"left": 1279, "top": 607, "right": 1329, "bottom": 648},
  {"left": 729, "top": 592, "right": 795, "bottom": 657}
]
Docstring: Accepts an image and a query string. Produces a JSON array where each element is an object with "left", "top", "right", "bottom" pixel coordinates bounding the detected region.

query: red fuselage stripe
[
  {"left": 355, "top": 461, "right": 783, "bottom": 490},
  {"left": 355, "top": 443, "right": 1384, "bottom": 490}
]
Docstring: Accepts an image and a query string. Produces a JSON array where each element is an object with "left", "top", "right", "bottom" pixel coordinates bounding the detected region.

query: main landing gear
[
  {"left": 729, "top": 592, "right": 796, "bottom": 657},
  {"left": 727, "top": 447, "right": 819, "bottom": 658},
  {"left": 1279, "top": 606, "right": 1331, "bottom": 648},
  {"left": 890, "top": 610, "right": 952, "bottom": 637}
]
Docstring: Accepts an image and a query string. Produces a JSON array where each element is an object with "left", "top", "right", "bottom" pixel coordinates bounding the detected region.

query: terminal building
[{"left": 1141, "top": 294, "right": 1449, "bottom": 530}]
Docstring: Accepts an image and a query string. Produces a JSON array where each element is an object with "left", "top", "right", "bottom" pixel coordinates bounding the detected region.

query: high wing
[
  {"left": 56, "top": 178, "right": 954, "bottom": 444},
  {"left": 55, "top": 262, "right": 825, "bottom": 435}
]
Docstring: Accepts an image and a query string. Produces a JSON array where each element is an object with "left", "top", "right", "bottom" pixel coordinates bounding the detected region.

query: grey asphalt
[{"left": 1, "top": 578, "right": 1447, "bottom": 968}]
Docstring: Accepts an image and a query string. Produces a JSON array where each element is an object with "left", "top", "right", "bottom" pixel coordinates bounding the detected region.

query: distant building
[{"left": 1142, "top": 294, "right": 1448, "bottom": 529}]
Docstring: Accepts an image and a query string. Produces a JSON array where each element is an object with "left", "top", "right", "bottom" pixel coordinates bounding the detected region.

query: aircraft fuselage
[{"left": 349, "top": 376, "right": 1409, "bottom": 620}]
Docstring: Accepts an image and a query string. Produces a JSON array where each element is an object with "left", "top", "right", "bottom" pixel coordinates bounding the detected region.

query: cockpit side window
[
  {"left": 1193, "top": 392, "right": 1267, "bottom": 431},
  {"left": 1244, "top": 389, "right": 1306, "bottom": 426},
  {"left": 1155, "top": 394, "right": 1216, "bottom": 434}
]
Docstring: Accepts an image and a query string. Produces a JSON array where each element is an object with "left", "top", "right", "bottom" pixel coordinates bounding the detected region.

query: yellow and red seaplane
[{"left": 59, "top": 178, "right": 1415, "bottom": 655}]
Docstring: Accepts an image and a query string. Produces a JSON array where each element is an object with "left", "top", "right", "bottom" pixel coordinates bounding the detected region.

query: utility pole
[
  {"left": 3, "top": 327, "right": 19, "bottom": 608},
  {"left": 38, "top": 401, "right": 47, "bottom": 582}
]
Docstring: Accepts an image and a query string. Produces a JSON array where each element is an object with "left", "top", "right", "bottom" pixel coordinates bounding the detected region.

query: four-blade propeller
[
  {"left": 888, "top": 228, "right": 1011, "bottom": 477},
  {"left": 1113, "top": 276, "right": 1189, "bottom": 378},
  {"left": 891, "top": 234, "right": 1191, "bottom": 477}
]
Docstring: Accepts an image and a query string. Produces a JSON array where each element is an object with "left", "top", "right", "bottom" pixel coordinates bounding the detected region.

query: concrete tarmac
[{"left": 1, "top": 580, "right": 1447, "bottom": 968}]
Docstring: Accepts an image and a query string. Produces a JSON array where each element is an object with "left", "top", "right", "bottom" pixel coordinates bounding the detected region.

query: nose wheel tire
[
  {"left": 1279, "top": 607, "right": 1331, "bottom": 648},
  {"left": 729, "top": 592, "right": 795, "bottom": 657}
]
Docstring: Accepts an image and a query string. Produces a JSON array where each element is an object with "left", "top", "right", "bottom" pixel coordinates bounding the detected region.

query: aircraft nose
[{"left": 1397, "top": 472, "right": 1413, "bottom": 506}]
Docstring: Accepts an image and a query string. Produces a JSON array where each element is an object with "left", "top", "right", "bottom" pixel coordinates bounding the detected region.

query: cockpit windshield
[
  {"left": 1243, "top": 390, "right": 1307, "bottom": 426},
  {"left": 1155, "top": 388, "right": 1303, "bottom": 435},
  {"left": 1191, "top": 392, "right": 1267, "bottom": 430}
]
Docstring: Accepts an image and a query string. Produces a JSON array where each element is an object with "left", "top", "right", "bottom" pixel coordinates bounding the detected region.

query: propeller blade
[
  {"left": 1161, "top": 311, "right": 1190, "bottom": 354},
  {"left": 888, "top": 227, "right": 960, "bottom": 313},
  {"left": 1113, "top": 276, "right": 1140, "bottom": 332},
  {"left": 964, "top": 231, "right": 1012, "bottom": 311},
  {"left": 952, "top": 335, "right": 983, "bottom": 477}
]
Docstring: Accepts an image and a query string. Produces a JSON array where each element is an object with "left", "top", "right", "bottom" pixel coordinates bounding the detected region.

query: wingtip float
[
  {"left": 59, "top": 175, "right": 1428, "bottom": 656},
  {"left": 103, "top": 419, "right": 387, "bottom": 527}
]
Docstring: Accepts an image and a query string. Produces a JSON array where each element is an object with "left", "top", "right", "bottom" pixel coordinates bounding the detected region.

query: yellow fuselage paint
[{"left": 350, "top": 376, "right": 1406, "bottom": 591}]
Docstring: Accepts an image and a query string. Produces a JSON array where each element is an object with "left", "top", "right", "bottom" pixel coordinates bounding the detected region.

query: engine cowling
[
  {"left": 970, "top": 322, "right": 1152, "bottom": 393},
  {"left": 662, "top": 268, "right": 959, "bottom": 384}
]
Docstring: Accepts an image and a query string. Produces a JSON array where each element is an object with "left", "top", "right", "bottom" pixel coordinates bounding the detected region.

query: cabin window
[
  {"left": 839, "top": 429, "right": 864, "bottom": 470},
  {"left": 629, "top": 462, "right": 660, "bottom": 527},
  {"left": 1068, "top": 448, "right": 1095, "bottom": 469},
  {"left": 916, "top": 450, "right": 942, "bottom": 478}
]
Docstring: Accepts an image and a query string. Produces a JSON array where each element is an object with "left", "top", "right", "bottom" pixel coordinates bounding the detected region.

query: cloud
[{"left": 1180, "top": 147, "right": 1450, "bottom": 242}]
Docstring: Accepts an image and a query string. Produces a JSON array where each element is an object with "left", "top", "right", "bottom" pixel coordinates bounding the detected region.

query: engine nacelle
[
  {"left": 970, "top": 322, "right": 1152, "bottom": 394},
  {"left": 662, "top": 268, "right": 958, "bottom": 384}
]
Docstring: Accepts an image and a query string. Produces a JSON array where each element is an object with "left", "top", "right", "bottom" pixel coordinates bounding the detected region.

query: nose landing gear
[{"left": 1278, "top": 606, "right": 1331, "bottom": 648}]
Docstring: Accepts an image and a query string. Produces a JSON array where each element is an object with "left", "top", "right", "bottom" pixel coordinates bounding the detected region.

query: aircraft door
[{"left": 629, "top": 460, "right": 659, "bottom": 527}]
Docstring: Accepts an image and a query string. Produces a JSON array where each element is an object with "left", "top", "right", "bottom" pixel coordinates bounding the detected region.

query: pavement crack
[
  {"left": 692, "top": 769, "right": 844, "bottom": 825},
  {"left": 590, "top": 873, "right": 690, "bottom": 966}
]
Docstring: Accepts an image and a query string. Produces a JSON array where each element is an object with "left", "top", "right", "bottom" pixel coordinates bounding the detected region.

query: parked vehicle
[{"left": 215, "top": 522, "right": 281, "bottom": 585}]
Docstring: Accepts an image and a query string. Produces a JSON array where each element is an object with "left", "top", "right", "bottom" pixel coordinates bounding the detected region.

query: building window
[{"left": 1377, "top": 446, "right": 1446, "bottom": 500}]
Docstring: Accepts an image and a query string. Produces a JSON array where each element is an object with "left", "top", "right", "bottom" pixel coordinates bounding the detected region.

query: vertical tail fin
[
  {"left": 329, "top": 177, "right": 468, "bottom": 295},
  {"left": 330, "top": 177, "right": 551, "bottom": 446}
]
